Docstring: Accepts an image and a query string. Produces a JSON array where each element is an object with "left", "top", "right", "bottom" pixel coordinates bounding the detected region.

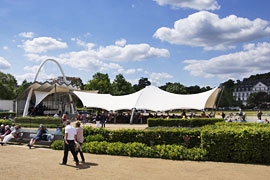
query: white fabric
[
  {"left": 73, "top": 86, "right": 221, "bottom": 111},
  {"left": 34, "top": 91, "right": 51, "bottom": 107},
  {"left": 65, "top": 125, "right": 77, "bottom": 140},
  {"left": 3, "top": 134, "right": 14, "bottom": 144}
]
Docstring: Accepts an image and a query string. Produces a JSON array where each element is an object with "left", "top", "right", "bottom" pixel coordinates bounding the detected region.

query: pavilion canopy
[{"left": 73, "top": 86, "right": 221, "bottom": 112}]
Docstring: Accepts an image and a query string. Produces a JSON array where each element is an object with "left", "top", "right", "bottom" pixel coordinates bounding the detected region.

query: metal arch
[{"left": 34, "top": 59, "right": 68, "bottom": 84}]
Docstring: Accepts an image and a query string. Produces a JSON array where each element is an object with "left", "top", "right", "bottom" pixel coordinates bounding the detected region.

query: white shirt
[{"left": 65, "top": 125, "right": 77, "bottom": 140}]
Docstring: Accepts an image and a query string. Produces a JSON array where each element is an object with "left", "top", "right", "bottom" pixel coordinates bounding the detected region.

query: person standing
[
  {"left": 75, "top": 121, "right": 85, "bottom": 163},
  {"left": 101, "top": 112, "right": 107, "bottom": 128},
  {"left": 257, "top": 110, "right": 262, "bottom": 120},
  {"left": 60, "top": 120, "right": 79, "bottom": 165}
]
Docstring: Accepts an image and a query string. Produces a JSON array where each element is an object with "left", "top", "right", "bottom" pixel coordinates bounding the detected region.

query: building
[{"left": 233, "top": 79, "right": 270, "bottom": 105}]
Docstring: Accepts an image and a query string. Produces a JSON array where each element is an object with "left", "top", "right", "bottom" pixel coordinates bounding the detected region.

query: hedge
[
  {"left": 0, "top": 112, "right": 16, "bottom": 118},
  {"left": 0, "top": 119, "right": 12, "bottom": 126},
  {"left": 215, "top": 122, "right": 270, "bottom": 127},
  {"left": 83, "top": 127, "right": 201, "bottom": 147},
  {"left": 51, "top": 140, "right": 207, "bottom": 161},
  {"left": 147, "top": 118, "right": 224, "bottom": 127},
  {"left": 15, "top": 117, "right": 62, "bottom": 126},
  {"left": 201, "top": 125, "right": 270, "bottom": 163}
]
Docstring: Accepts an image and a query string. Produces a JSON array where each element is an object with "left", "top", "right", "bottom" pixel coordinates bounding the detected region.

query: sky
[{"left": 0, "top": 0, "right": 270, "bottom": 87}]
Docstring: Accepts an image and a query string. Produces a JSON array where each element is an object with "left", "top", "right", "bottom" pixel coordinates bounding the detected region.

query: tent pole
[
  {"left": 23, "top": 88, "right": 33, "bottom": 117},
  {"left": 130, "top": 108, "right": 136, "bottom": 124}
]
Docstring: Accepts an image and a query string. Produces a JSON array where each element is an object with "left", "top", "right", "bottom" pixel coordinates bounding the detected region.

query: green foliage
[
  {"left": 247, "top": 92, "right": 270, "bottom": 109},
  {"left": 147, "top": 118, "right": 224, "bottom": 128},
  {"left": 133, "top": 77, "right": 151, "bottom": 91},
  {"left": 219, "top": 79, "right": 241, "bottom": 107},
  {"left": 111, "top": 74, "right": 135, "bottom": 95},
  {"left": 83, "top": 126, "right": 201, "bottom": 147},
  {"left": 51, "top": 140, "right": 64, "bottom": 150},
  {"left": 201, "top": 125, "right": 270, "bottom": 163},
  {"left": 160, "top": 82, "right": 187, "bottom": 94},
  {"left": 0, "top": 72, "right": 17, "bottom": 99},
  {"left": 84, "top": 72, "right": 111, "bottom": 94},
  {"left": 81, "top": 141, "right": 206, "bottom": 160},
  {"left": 0, "top": 112, "right": 16, "bottom": 118},
  {"left": 15, "top": 80, "right": 31, "bottom": 97},
  {"left": 0, "top": 119, "right": 12, "bottom": 126},
  {"left": 85, "top": 134, "right": 105, "bottom": 142},
  {"left": 15, "top": 117, "right": 62, "bottom": 126}
]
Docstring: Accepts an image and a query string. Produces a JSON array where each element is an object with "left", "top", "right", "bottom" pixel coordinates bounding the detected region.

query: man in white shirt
[{"left": 60, "top": 120, "right": 79, "bottom": 165}]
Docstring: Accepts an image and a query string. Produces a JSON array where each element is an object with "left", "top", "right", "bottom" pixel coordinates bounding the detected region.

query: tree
[
  {"left": 84, "top": 73, "right": 111, "bottom": 94},
  {"left": 218, "top": 79, "right": 241, "bottom": 108},
  {"left": 247, "top": 92, "right": 270, "bottom": 109},
  {"left": 133, "top": 77, "right": 151, "bottom": 91},
  {"left": 160, "top": 82, "right": 186, "bottom": 94},
  {"left": 15, "top": 80, "right": 32, "bottom": 97},
  {"left": 111, "top": 74, "right": 135, "bottom": 95},
  {"left": 0, "top": 72, "right": 17, "bottom": 99}
]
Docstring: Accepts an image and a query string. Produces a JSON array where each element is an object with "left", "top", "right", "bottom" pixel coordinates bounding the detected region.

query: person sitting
[
  {"left": 0, "top": 125, "right": 22, "bottom": 145},
  {"left": 0, "top": 124, "right": 5, "bottom": 135},
  {"left": 264, "top": 118, "right": 269, "bottom": 124},
  {"left": 28, "top": 124, "right": 47, "bottom": 149},
  {"left": 0, "top": 125, "right": 11, "bottom": 142}
]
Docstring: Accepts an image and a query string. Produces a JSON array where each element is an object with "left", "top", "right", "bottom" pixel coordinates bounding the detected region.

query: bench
[{"left": 9, "top": 130, "right": 63, "bottom": 146}]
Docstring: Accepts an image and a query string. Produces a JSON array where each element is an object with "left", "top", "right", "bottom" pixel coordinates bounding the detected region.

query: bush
[
  {"left": 201, "top": 125, "right": 270, "bottom": 163},
  {"left": 85, "top": 134, "right": 105, "bottom": 142},
  {"left": 51, "top": 140, "right": 64, "bottom": 150},
  {"left": 0, "top": 112, "right": 16, "bottom": 118},
  {"left": 81, "top": 141, "right": 207, "bottom": 160},
  {"left": 15, "top": 117, "right": 62, "bottom": 127},
  {"left": 0, "top": 119, "right": 12, "bottom": 126},
  {"left": 148, "top": 118, "right": 223, "bottom": 127},
  {"left": 83, "top": 127, "right": 201, "bottom": 147}
]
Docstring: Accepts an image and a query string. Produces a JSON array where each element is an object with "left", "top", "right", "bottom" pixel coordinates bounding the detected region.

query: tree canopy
[
  {"left": 84, "top": 73, "right": 111, "bottom": 94},
  {"left": 111, "top": 74, "right": 135, "bottom": 95}
]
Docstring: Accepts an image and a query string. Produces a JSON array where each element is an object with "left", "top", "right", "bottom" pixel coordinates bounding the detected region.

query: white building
[{"left": 233, "top": 79, "right": 270, "bottom": 105}]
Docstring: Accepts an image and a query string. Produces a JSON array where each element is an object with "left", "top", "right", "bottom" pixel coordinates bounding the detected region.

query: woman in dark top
[{"left": 28, "top": 124, "right": 47, "bottom": 149}]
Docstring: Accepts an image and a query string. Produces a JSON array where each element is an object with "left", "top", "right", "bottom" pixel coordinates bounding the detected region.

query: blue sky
[{"left": 0, "top": 0, "right": 270, "bottom": 87}]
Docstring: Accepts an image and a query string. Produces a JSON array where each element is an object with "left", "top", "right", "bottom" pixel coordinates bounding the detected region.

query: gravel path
[{"left": 0, "top": 145, "right": 269, "bottom": 180}]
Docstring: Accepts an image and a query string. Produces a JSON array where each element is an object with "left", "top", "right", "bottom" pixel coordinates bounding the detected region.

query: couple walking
[{"left": 60, "top": 120, "right": 85, "bottom": 165}]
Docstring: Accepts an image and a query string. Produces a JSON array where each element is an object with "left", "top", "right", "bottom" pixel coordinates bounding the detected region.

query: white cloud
[
  {"left": 117, "top": 68, "right": 137, "bottom": 75},
  {"left": 3, "top": 46, "right": 8, "bottom": 50},
  {"left": 97, "top": 43, "right": 169, "bottom": 61},
  {"left": 18, "top": 32, "right": 35, "bottom": 38},
  {"left": 115, "top": 39, "right": 127, "bottom": 47},
  {"left": 16, "top": 65, "right": 55, "bottom": 84},
  {"left": 154, "top": 0, "right": 220, "bottom": 10},
  {"left": 19, "top": 37, "right": 68, "bottom": 53},
  {"left": 0, "top": 56, "right": 11, "bottom": 70},
  {"left": 184, "top": 42, "right": 270, "bottom": 79},
  {"left": 154, "top": 11, "right": 270, "bottom": 50},
  {"left": 23, "top": 39, "right": 169, "bottom": 74},
  {"left": 137, "top": 68, "right": 143, "bottom": 72},
  {"left": 149, "top": 72, "right": 173, "bottom": 86}
]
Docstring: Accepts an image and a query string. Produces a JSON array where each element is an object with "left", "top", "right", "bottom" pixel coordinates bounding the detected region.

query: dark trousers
[
  {"left": 75, "top": 142, "right": 85, "bottom": 162},
  {"left": 62, "top": 140, "right": 79, "bottom": 164}
]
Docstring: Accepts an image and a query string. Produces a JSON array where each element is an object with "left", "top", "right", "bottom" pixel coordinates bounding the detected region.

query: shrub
[
  {"left": 51, "top": 140, "right": 64, "bottom": 150},
  {"left": 0, "top": 119, "right": 12, "bottom": 126},
  {"left": 148, "top": 118, "right": 223, "bottom": 127},
  {"left": 85, "top": 134, "right": 105, "bottom": 142},
  {"left": 0, "top": 112, "right": 16, "bottom": 118},
  {"left": 201, "top": 125, "right": 270, "bottom": 163},
  {"left": 81, "top": 141, "right": 206, "bottom": 160},
  {"left": 83, "top": 127, "right": 201, "bottom": 147},
  {"left": 15, "top": 117, "right": 62, "bottom": 127}
]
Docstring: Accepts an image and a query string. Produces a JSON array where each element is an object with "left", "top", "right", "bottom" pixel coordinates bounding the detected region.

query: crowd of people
[{"left": 222, "top": 110, "right": 269, "bottom": 124}]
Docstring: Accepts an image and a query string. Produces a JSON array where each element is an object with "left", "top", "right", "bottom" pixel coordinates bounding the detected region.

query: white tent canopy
[{"left": 73, "top": 86, "right": 221, "bottom": 112}]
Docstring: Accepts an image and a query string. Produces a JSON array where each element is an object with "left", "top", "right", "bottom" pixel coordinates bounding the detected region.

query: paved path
[{"left": 0, "top": 145, "right": 269, "bottom": 180}]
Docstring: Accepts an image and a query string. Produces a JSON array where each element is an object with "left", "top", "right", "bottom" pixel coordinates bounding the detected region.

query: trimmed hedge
[
  {"left": 0, "top": 119, "right": 12, "bottom": 126},
  {"left": 15, "top": 117, "right": 62, "bottom": 126},
  {"left": 0, "top": 112, "right": 16, "bottom": 118},
  {"left": 51, "top": 140, "right": 64, "bottom": 150},
  {"left": 148, "top": 118, "right": 224, "bottom": 127},
  {"left": 83, "top": 127, "right": 201, "bottom": 147},
  {"left": 51, "top": 140, "right": 207, "bottom": 161},
  {"left": 201, "top": 125, "right": 270, "bottom": 163}
]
